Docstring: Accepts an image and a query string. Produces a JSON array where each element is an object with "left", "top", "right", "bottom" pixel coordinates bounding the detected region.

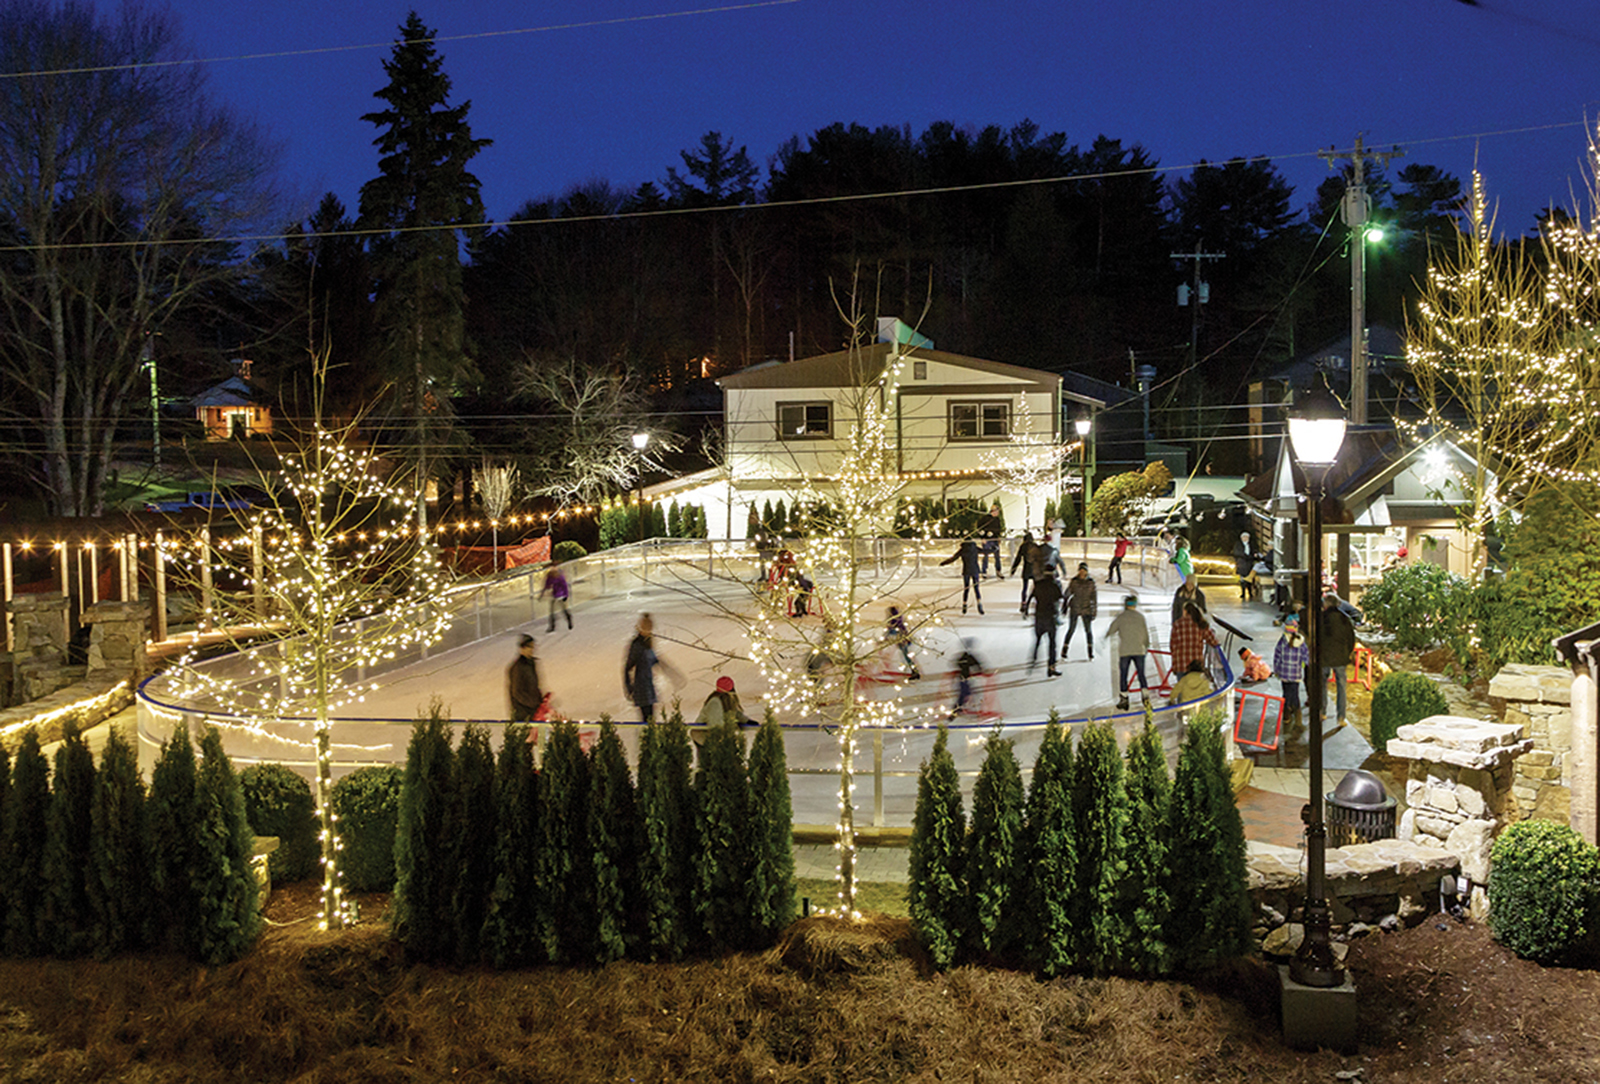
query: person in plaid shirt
[
  {"left": 1169, "top": 602, "right": 1219, "bottom": 676},
  {"left": 1272, "top": 614, "right": 1309, "bottom": 723}
]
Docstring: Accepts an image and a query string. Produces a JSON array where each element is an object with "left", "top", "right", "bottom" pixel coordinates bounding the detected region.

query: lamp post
[
  {"left": 1074, "top": 413, "right": 1092, "bottom": 536},
  {"left": 632, "top": 432, "right": 649, "bottom": 545},
  {"left": 1286, "top": 384, "right": 1348, "bottom": 989}
]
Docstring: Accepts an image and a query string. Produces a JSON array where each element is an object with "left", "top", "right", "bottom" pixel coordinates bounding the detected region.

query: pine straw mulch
[{"left": 2, "top": 880, "right": 1600, "bottom": 1083}]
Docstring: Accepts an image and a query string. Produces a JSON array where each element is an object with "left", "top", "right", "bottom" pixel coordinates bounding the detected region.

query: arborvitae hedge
[
  {"left": 1024, "top": 718, "right": 1076, "bottom": 977},
  {"left": 693, "top": 718, "right": 751, "bottom": 948},
  {"left": 89, "top": 729, "right": 149, "bottom": 957},
  {"left": 331, "top": 766, "right": 403, "bottom": 892},
  {"left": 4, "top": 730, "right": 49, "bottom": 956},
  {"left": 668, "top": 500, "right": 682, "bottom": 538},
  {"left": 193, "top": 726, "right": 262, "bottom": 964},
  {"left": 484, "top": 723, "right": 541, "bottom": 968},
  {"left": 450, "top": 723, "right": 497, "bottom": 965},
  {"left": 1164, "top": 708, "right": 1253, "bottom": 971},
  {"left": 1070, "top": 720, "right": 1129, "bottom": 975},
  {"left": 637, "top": 712, "right": 696, "bottom": 961},
  {"left": 148, "top": 723, "right": 202, "bottom": 958},
  {"left": 588, "top": 720, "right": 640, "bottom": 964},
  {"left": 908, "top": 726, "right": 967, "bottom": 969},
  {"left": 239, "top": 763, "right": 319, "bottom": 884},
  {"left": 746, "top": 712, "right": 796, "bottom": 941},
  {"left": 537, "top": 721, "right": 593, "bottom": 964},
  {"left": 1122, "top": 719, "right": 1172, "bottom": 975},
  {"left": 42, "top": 727, "right": 96, "bottom": 957},
  {"left": 393, "top": 705, "right": 457, "bottom": 962},
  {"left": 966, "top": 730, "right": 1025, "bottom": 958}
]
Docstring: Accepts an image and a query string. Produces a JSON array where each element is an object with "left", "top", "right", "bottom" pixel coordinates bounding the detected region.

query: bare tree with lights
[
  {"left": 471, "top": 459, "right": 519, "bottom": 571},
  {"left": 980, "top": 389, "right": 1066, "bottom": 531},
  {"left": 159, "top": 352, "right": 453, "bottom": 930}
]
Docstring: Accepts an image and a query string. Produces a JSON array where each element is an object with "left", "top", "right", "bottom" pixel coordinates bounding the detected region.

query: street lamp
[
  {"left": 1286, "top": 383, "right": 1348, "bottom": 989},
  {"left": 632, "top": 432, "right": 649, "bottom": 545},
  {"left": 1074, "top": 413, "right": 1092, "bottom": 536}
]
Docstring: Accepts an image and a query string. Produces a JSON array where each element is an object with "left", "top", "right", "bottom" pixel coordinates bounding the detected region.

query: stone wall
[
  {"left": 5, "top": 593, "right": 82, "bottom": 706},
  {"left": 1488, "top": 663, "right": 1572, "bottom": 823},
  {"left": 1388, "top": 715, "right": 1531, "bottom": 916},
  {"left": 81, "top": 600, "right": 150, "bottom": 678}
]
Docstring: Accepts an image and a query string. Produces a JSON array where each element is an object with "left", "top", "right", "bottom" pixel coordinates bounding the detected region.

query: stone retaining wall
[{"left": 1488, "top": 663, "right": 1572, "bottom": 823}]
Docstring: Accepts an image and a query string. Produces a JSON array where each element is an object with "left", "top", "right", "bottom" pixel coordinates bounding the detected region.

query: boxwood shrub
[
  {"left": 551, "top": 540, "right": 587, "bottom": 564},
  {"left": 332, "top": 766, "right": 404, "bottom": 892},
  {"left": 239, "top": 764, "right": 319, "bottom": 883},
  {"left": 1489, "top": 820, "right": 1600, "bottom": 964},
  {"left": 1369, "top": 671, "right": 1450, "bottom": 752}
]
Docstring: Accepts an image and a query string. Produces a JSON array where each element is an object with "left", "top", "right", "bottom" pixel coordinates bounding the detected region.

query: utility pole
[
  {"left": 1171, "top": 248, "right": 1226, "bottom": 369},
  {"left": 1320, "top": 135, "right": 1403, "bottom": 425},
  {"left": 142, "top": 332, "right": 161, "bottom": 473}
]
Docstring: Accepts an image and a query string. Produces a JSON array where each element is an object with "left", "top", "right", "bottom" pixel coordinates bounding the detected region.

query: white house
[{"left": 648, "top": 336, "right": 1104, "bottom": 539}]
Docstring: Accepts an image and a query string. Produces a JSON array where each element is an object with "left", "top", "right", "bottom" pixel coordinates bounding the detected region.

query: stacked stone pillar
[
  {"left": 1488, "top": 664, "right": 1573, "bottom": 823},
  {"left": 1388, "top": 715, "right": 1532, "bottom": 917}
]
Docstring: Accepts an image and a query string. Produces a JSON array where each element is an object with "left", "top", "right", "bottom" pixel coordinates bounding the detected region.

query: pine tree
[
  {"left": 636, "top": 710, "right": 696, "bottom": 960},
  {"left": 192, "top": 726, "right": 262, "bottom": 964},
  {"left": 746, "top": 501, "right": 760, "bottom": 541},
  {"left": 4, "top": 731, "right": 50, "bottom": 956},
  {"left": 358, "top": 11, "right": 492, "bottom": 527},
  {"left": 588, "top": 720, "right": 639, "bottom": 963},
  {"left": 89, "top": 729, "right": 149, "bottom": 957},
  {"left": 537, "top": 721, "right": 593, "bottom": 963},
  {"left": 761, "top": 499, "right": 774, "bottom": 536},
  {"left": 966, "top": 729, "right": 1025, "bottom": 957},
  {"left": 393, "top": 704, "right": 457, "bottom": 962},
  {"left": 908, "top": 726, "right": 967, "bottom": 969},
  {"left": 773, "top": 499, "right": 788, "bottom": 536},
  {"left": 667, "top": 500, "right": 682, "bottom": 538},
  {"left": 483, "top": 723, "right": 540, "bottom": 968},
  {"left": 450, "top": 723, "right": 496, "bottom": 965},
  {"left": 1122, "top": 719, "right": 1172, "bottom": 975},
  {"left": 693, "top": 718, "right": 751, "bottom": 947},
  {"left": 650, "top": 501, "right": 668, "bottom": 540},
  {"left": 41, "top": 726, "right": 95, "bottom": 957},
  {"left": 147, "top": 723, "right": 201, "bottom": 957},
  {"left": 1165, "top": 708, "right": 1253, "bottom": 971},
  {"left": 747, "top": 711, "right": 796, "bottom": 942},
  {"left": 1070, "top": 720, "right": 1129, "bottom": 975},
  {"left": 1024, "top": 716, "right": 1076, "bottom": 976}
]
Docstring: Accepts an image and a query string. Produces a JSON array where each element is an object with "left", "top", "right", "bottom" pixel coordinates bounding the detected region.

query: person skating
[
  {"left": 1061, "top": 562, "right": 1098, "bottom": 661},
  {"left": 1170, "top": 536, "right": 1194, "bottom": 586},
  {"left": 694, "top": 675, "right": 751, "bottom": 727},
  {"left": 951, "top": 638, "right": 984, "bottom": 717},
  {"left": 539, "top": 562, "right": 573, "bottom": 632},
  {"left": 1105, "top": 595, "right": 1151, "bottom": 711},
  {"left": 1233, "top": 531, "right": 1256, "bottom": 601},
  {"left": 1320, "top": 592, "right": 1358, "bottom": 728},
  {"left": 940, "top": 539, "right": 984, "bottom": 614},
  {"left": 1272, "top": 614, "right": 1309, "bottom": 728},
  {"left": 1169, "top": 602, "right": 1220, "bottom": 677},
  {"left": 508, "top": 634, "right": 544, "bottom": 721},
  {"left": 1010, "top": 530, "right": 1039, "bottom": 614},
  {"left": 885, "top": 605, "right": 920, "bottom": 679},
  {"left": 1170, "top": 579, "right": 1208, "bottom": 627},
  {"left": 1029, "top": 568, "right": 1064, "bottom": 677},
  {"left": 977, "top": 502, "right": 1005, "bottom": 578},
  {"left": 623, "top": 613, "right": 679, "bottom": 723},
  {"left": 1106, "top": 534, "right": 1130, "bottom": 584},
  {"left": 1171, "top": 659, "right": 1214, "bottom": 705}
]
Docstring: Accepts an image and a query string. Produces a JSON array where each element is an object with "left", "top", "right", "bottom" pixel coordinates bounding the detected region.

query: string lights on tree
[{"left": 979, "top": 389, "right": 1067, "bottom": 531}]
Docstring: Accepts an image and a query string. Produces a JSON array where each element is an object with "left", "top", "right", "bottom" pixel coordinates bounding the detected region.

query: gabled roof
[
  {"left": 1239, "top": 428, "right": 1477, "bottom": 513},
  {"left": 191, "top": 375, "right": 268, "bottom": 409},
  {"left": 719, "top": 342, "right": 1080, "bottom": 398}
]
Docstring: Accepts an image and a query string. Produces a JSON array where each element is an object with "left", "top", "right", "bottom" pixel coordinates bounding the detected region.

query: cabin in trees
[
  {"left": 191, "top": 358, "right": 273, "bottom": 441},
  {"left": 648, "top": 326, "right": 1104, "bottom": 538}
]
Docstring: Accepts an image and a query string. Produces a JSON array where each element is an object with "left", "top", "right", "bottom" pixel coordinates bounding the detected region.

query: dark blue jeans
[{"left": 1118, "top": 655, "right": 1149, "bottom": 696}]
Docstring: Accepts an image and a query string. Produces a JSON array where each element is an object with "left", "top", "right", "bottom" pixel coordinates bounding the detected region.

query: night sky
[{"left": 174, "top": 0, "right": 1600, "bottom": 234}]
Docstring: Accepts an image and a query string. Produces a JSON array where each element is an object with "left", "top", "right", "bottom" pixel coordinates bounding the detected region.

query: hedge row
[
  {"left": 0, "top": 724, "right": 260, "bottom": 964},
  {"left": 390, "top": 706, "right": 795, "bottom": 967},
  {"left": 909, "top": 708, "right": 1253, "bottom": 975}
]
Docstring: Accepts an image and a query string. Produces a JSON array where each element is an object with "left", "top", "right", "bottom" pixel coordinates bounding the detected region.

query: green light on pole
[{"left": 1364, "top": 224, "right": 1385, "bottom": 245}]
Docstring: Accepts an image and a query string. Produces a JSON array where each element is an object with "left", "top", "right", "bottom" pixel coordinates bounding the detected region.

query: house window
[
  {"left": 948, "top": 400, "right": 1010, "bottom": 441},
  {"left": 777, "top": 401, "right": 832, "bottom": 440},
  {"left": 913, "top": 360, "right": 927, "bottom": 380}
]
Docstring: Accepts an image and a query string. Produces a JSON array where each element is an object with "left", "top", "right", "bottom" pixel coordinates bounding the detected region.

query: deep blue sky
[{"left": 173, "top": 0, "right": 1599, "bottom": 235}]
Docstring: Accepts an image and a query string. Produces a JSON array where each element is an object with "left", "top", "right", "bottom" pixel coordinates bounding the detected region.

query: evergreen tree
[
  {"left": 761, "top": 499, "right": 774, "bottom": 536},
  {"left": 746, "top": 711, "right": 796, "bottom": 942},
  {"left": 1024, "top": 717, "right": 1076, "bottom": 977},
  {"left": 588, "top": 720, "right": 639, "bottom": 963},
  {"left": 636, "top": 710, "right": 696, "bottom": 960},
  {"left": 908, "top": 726, "right": 967, "bottom": 969},
  {"left": 773, "top": 499, "right": 788, "bottom": 536},
  {"left": 650, "top": 501, "right": 668, "bottom": 540},
  {"left": 89, "top": 729, "right": 150, "bottom": 957},
  {"left": 1070, "top": 720, "right": 1129, "bottom": 975},
  {"left": 1122, "top": 720, "right": 1172, "bottom": 975},
  {"left": 450, "top": 723, "right": 496, "bottom": 965},
  {"left": 358, "top": 11, "right": 492, "bottom": 525},
  {"left": 393, "top": 705, "right": 457, "bottom": 962},
  {"left": 537, "top": 721, "right": 593, "bottom": 963},
  {"left": 667, "top": 500, "right": 682, "bottom": 538},
  {"left": 965, "top": 729, "right": 1025, "bottom": 957},
  {"left": 192, "top": 727, "right": 262, "bottom": 964},
  {"left": 1165, "top": 708, "right": 1253, "bottom": 971},
  {"left": 41, "top": 726, "right": 95, "bottom": 957},
  {"left": 483, "top": 722, "right": 540, "bottom": 968},
  {"left": 746, "top": 501, "right": 759, "bottom": 541},
  {"left": 4, "top": 731, "right": 50, "bottom": 956},
  {"left": 693, "top": 718, "right": 752, "bottom": 947},
  {"left": 147, "top": 723, "right": 201, "bottom": 957}
]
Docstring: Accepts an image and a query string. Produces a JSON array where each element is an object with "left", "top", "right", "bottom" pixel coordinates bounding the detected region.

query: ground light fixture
[{"left": 1286, "top": 382, "right": 1348, "bottom": 989}]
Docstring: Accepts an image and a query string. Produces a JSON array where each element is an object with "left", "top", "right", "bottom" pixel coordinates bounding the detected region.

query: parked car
[{"left": 144, "top": 490, "right": 257, "bottom": 513}]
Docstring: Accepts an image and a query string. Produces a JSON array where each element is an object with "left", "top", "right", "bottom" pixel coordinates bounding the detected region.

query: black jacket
[{"left": 1031, "top": 576, "right": 1064, "bottom": 631}]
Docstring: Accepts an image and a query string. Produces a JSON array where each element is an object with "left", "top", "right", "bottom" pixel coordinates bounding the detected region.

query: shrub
[
  {"left": 552, "top": 539, "right": 587, "bottom": 564},
  {"left": 393, "top": 703, "right": 457, "bottom": 962},
  {"left": 89, "top": 729, "right": 150, "bottom": 956},
  {"left": 4, "top": 730, "right": 50, "bottom": 957},
  {"left": 1121, "top": 720, "right": 1172, "bottom": 975},
  {"left": 240, "top": 764, "right": 319, "bottom": 884},
  {"left": 450, "top": 724, "right": 497, "bottom": 965},
  {"left": 147, "top": 724, "right": 202, "bottom": 958},
  {"left": 636, "top": 710, "right": 696, "bottom": 961},
  {"left": 331, "top": 766, "right": 403, "bottom": 892},
  {"left": 693, "top": 719, "right": 751, "bottom": 947},
  {"left": 1069, "top": 720, "right": 1128, "bottom": 974},
  {"left": 1479, "top": 484, "right": 1600, "bottom": 668},
  {"left": 1359, "top": 562, "right": 1473, "bottom": 651},
  {"left": 192, "top": 726, "right": 262, "bottom": 964},
  {"left": 1489, "top": 819, "right": 1600, "bottom": 964},
  {"left": 909, "top": 726, "right": 967, "bottom": 969},
  {"left": 747, "top": 711, "right": 796, "bottom": 943},
  {"left": 483, "top": 723, "right": 540, "bottom": 969},
  {"left": 1369, "top": 672, "right": 1451, "bottom": 752},
  {"left": 1164, "top": 707, "right": 1253, "bottom": 971},
  {"left": 1022, "top": 718, "right": 1074, "bottom": 976},
  {"left": 966, "top": 729, "right": 1025, "bottom": 957},
  {"left": 42, "top": 727, "right": 96, "bottom": 957},
  {"left": 537, "top": 721, "right": 593, "bottom": 963},
  {"left": 588, "top": 720, "right": 639, "bottom": 964}
]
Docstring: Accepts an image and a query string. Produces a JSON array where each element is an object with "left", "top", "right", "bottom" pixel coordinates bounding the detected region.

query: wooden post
[
  {"left": 127, "top": 534, "right": 140, "bottom": 601},
  {"left": 58, "top": 543, "right": 71, "bottom": 647},
  {"left": 153, "top": 531, "right": 168, "bottom": 641},
  {"left": 88, "top": 542, "right": 100, "bottom": 605},
  {"left": 2, "top": 541, "right": 11, "bottom": 653}
]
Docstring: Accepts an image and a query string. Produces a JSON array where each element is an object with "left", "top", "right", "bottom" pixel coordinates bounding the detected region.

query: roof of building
[
  {"left": 718, "top": 342, "right": 1090, "bottom": 400},
  {"left": 191, "top": 375, "right": 268, "bottom": 410}
]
